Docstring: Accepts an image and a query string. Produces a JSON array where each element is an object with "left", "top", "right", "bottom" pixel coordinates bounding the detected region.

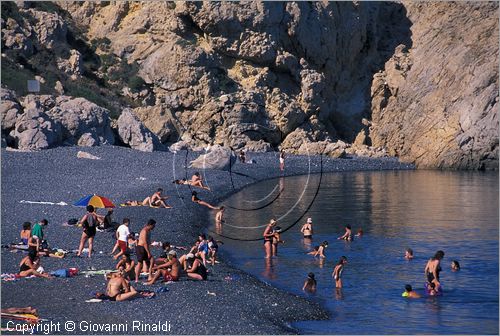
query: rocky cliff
[{"left": 1, "top": 1, "right": 498, "bottom": 169}]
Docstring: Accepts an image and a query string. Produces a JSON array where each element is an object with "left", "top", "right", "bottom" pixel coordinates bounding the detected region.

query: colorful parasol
[{"left": 73, "top": 194, "right": 115, "bottom": 208}]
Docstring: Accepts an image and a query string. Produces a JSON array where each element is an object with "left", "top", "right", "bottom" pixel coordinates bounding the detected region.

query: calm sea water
[{"left": 210, "top": 171, "right": 499, "bottom": 334}]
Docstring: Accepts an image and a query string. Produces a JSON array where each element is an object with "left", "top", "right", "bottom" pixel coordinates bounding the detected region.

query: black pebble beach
[{"left": 1, "top": 146, "right": 413, "bottom": 334}]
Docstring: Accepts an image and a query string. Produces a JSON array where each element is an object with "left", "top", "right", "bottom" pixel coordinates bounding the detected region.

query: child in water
[
  {"left": 402, "top": 284, "right": 421, "bottom": 298},
  {"left": 338, "top": 225, "right": 353, "bottom": 241},
  {"left": 308, "top": 241, "right": 328, "bottom": 258},
  {"left": 302, "top": 272, "right": 317, "bottom": 293},
  {"left": 451, "top": 260, "right": 460, "bottom": 271},
  {"left": 405, "top": 248, "right": 414, "bottom": 260}
]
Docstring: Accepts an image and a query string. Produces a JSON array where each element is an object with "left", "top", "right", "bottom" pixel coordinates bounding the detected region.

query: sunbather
[
  {"left": 142, "top": 188, "right": 171, "bottom": 208},
  {"left": 191, "top": 191, "right": 219, "bottom": 210},
  {"left": 18, "top": 250, "right": 52, "bottom": 278}
]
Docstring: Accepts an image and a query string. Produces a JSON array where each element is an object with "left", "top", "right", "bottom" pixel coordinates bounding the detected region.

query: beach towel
[{"left": 50, "top": 269, "right": 69, "bottom": 278}]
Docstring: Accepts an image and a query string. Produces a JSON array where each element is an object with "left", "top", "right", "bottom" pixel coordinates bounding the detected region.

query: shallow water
[{"left": 210, "top": 171, "right": 499, "bottom": 334}]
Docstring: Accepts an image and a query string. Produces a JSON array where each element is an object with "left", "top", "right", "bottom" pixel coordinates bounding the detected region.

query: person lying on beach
[
  {"left": 191, "top": 191, "right": 219, "bottom": 210},
  {"left": 173, "top": 173, "right": 210, "bottom": 190},
  {"left": 332, "top": 256, "right": 348, "bottom": 288},
  {"left": 145, "top": 250, "right": 181, "bottom": 285},
  {"left": 308, "top": 241, "right": 328, "bottom": 258},
  {"left": 142, "top": 188, "right": 172, "bottom": 208},
  {"left": 18, "top": 250, "right": 52, "bottom": 278},
  {"left": 338, "top": 225, "right": 353, "bottom": 241},
  {"left": 402, "top": 284, "right": 421, "bottom": 298},
  {"left": 116, "top": 254, "right": 135, "bottom": 280},
  {"left": 303, "top": 272, "right": 317, "bottom": 293},
  {"left": 20, "top": 222, "right": 31, "bottom": 245},
  {"left": 185, "top": 254, "right": 208, "bottom": 280}
]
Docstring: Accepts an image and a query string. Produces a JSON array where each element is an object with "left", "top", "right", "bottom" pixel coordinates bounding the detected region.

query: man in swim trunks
[
  {"left": 301, "top": 218, "right": 313, "bottom": 239},
  {"left": 142, "top": 188, "right": 171, "bottom": 208},
  {"left": 145, "top": 250, "right": 181, "bottom": 285},
  {"left": 134, "top": 219, "right": 156, "bottom": 282}
]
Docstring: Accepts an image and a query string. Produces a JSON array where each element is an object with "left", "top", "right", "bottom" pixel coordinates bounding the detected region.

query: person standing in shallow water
[
  {"left": 425, "top": 250, "right": 445, "bottom": 287},
  {"left": 301, "top": 217, "right": 314, "bottom": 239},
  {"left": 279, "top": 150, "right": 285, "bottom": 171},
  {"left": 263, "top": 219, "right": 277, "bottom": 258},
  {"left": 332, "top": 256, "right": 348, "bottom": 288}
]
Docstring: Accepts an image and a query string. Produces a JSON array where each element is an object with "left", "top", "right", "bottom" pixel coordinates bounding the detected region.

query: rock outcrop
[
  {"left": 189, "top": 145, "right": 236, "bottom": 171},
  {"left": 116, "top": 108, "right": 160, "bottom": 152},
  {"left": 369, "top": 2, "right": 499, "bottom": 169},
  {"left": 1, "top": 1, "right": 497, "bottom": 169}
]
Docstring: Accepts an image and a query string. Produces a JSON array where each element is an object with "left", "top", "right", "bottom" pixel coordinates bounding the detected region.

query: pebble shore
[{"left": 1, "top": 146, "right": 414, "bottom": 334}]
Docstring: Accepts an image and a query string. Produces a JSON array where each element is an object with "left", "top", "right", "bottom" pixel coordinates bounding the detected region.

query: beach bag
[
  {"left": 51, "top": 269, "right": 70, "bottom": 278},
  {"left": 67, "top": 218, "right": 78, "bottom": 226}
]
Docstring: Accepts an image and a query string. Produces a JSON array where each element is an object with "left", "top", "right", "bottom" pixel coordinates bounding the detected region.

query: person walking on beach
[
  {"left": 263, "top": 219, "right": 277, "bottom": 258},
  {"left": 301, "top": 218, "right": 314, "bottom": 239},
  {"left": 113, "top": 218, "right": 130, "bottom": 260},
  {"left": 142, "top": 188, "right": 171, "bottom": 208},
  {"left": 332, "top": 256, "right": 348, "bottom": 288},
  {"left": 77, "top": 206, "right": 98, "bottom": 257},
  {"left": 425, "top": 250, "right": 445, "bottom": 287},
  {"left": 279, "top": 150, "right": 285, "bottom": 171},
  {"left": 134, "top": 219, "right": 156, "bottom": 282}
]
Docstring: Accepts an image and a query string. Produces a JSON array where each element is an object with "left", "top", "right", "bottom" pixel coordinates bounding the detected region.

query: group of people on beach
[{"left": 11, "top": 171, "right": 224, "bottom": 301}]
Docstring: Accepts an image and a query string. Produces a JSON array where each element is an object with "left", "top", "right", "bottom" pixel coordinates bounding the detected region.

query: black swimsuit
[
  {"left": 19, "top": 263, "right": 31, "bottom": 273},
  {"left": 427, "top": 263, "right": 442, "bottom": 283}
]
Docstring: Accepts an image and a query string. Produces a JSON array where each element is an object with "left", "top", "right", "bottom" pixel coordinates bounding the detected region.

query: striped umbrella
[{"left": 73, "top": 194, "right": 115, "bottom": 208}]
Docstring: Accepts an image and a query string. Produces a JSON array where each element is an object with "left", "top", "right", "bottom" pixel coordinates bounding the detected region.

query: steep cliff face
[
  {"left": 370, "top": 1, "right": 499, "bottom": 169},
  {"left": 1, "top": 1, "right": 498, "bottom": 169}
]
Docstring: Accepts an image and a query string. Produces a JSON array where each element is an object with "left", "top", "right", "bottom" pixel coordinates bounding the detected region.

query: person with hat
[
  {"left": 263, "top": 219, "right": 277, "bottom": 258},
  {"left": 145, "top": 249, "right": 181, "bottom": 285},
  {"left": 301, "top": 218, "right": 314, "bottom": 239}
]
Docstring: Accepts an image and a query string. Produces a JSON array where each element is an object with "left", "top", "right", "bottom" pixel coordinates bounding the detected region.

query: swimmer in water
[
  {"left": 308, "top": 241, "right": 328, "bottom": 258},
  {"left": 428, "top": 282, "right": 438, "bottom": 296},
  {"left": 355, "top": 228, "right": 363, "bottom": 237},
  {"left": 338, "top": 225, "right": 353, "bottom": 241},
  {"left": 402, "top": 284, "right": 421, "bottom": 298},
  {"left": 451, "top": 260, "right": 460, "bottom": 271},
  {"left": 332, "top": 256, "right": 348, "bottom": 288},
  {"left": 405, "top": 248, "right": 414, "bottom": 260},
  {"left": 302, "top": 272, "right": 317, "bottom": 293}
]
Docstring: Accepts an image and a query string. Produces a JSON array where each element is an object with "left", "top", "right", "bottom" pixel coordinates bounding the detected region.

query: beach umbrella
[{"left": 73, "top": 194, "right": 115, "bottom": 208}]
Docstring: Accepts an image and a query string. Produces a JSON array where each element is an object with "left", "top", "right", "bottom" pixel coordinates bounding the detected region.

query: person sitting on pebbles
[
  {"left": 18, "top": 250, "right": 52, "bottom": 278},
  {"left": 142, "top": 188, "right": 171, "bottom": 208},
  {"left": 173, "top": 172, "right": 210, "bottom": 190},
  {"left": 191, "top": 191, "right": 219, "bottom": 210},
  {"left": 98, "top": 269, "right": 154, "bottom": 301},
  {"left": 145, "top": 250, "right": 181, "bottom": 285}
]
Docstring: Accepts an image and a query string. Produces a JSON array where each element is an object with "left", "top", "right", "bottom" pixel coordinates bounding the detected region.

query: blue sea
[{"left": 211, "top": 171, "right": 499, "bottom": 334}]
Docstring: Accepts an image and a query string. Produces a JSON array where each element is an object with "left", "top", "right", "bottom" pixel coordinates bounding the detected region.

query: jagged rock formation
[
  {"left": 370, "top": 1, "right": 499, "bottom": 169},
  {"left": 116, "top": 108, "right": 160, "bottom": 152},
  {"left": 1, "top": 1, "right": 498, "bottom": 169}
]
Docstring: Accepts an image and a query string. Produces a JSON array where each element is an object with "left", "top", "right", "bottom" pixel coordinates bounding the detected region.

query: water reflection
[{"left": 213, "top": 171, "right": 498, "bottom": 334}]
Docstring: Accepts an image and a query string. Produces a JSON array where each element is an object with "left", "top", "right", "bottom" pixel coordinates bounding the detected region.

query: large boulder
[
  {"left": 189, "top": 145, "right": 236, "bottom": 171},
  {"left": 1, "top": 88, "right": 23, "bottom": 131},
  {"left": 13, "top": 109, "right": 62, "bottom": 150},
  {"left": 116, "top": 108, "right": 160, "bottom": 152}
]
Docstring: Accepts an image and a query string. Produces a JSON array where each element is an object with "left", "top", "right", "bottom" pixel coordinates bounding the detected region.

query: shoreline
[{"left": 1, "top": 146, "right": 414, "bottom": 334}]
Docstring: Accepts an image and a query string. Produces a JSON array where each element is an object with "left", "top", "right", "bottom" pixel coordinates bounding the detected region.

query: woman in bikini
[{"left": 263, "top": 219, "right": 277, "bottom": 258}]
